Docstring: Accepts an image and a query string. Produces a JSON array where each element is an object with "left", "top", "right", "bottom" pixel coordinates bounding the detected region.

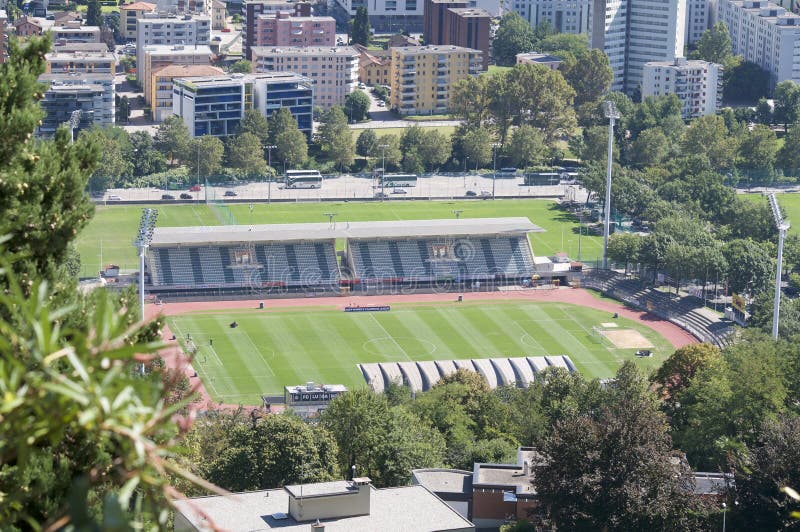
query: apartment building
[
  {"left": 250, "top": 13, "right": 335, "bottom": 49},
  {"left": 37, "top": 73, "right": 115, "bottom": 138},
  {"left": 50, "top": 22, "right": 102, "bottom": 44},
  {"left": 251, "top": 46, "right": 358, "bottom": 108},
  {"left": 243, "top": 1, "right": 311, "bottom": 59},
  {"left": 642, "top": 57, "right": 723, "bottom": 118},
  {"left": 150, "top": 63, "right": 224, "bottom": 122},
  {"left": 13, "top": 15, "right": 43, "bottom": 36},
  {"left": 212, "top": 0, "right": 227, "bottom": 29},
  {"left": 512, "top": 0, "right": 592, "bottom": 35},
  {"left": 46, "top": 49, "right": 118, "bottom": 74},
  {"left": 172, "top": 72, "right": 314, "bottom": 137},
  {"left": 135, "top": 13, "right": 211, "bottom": 80},
  {"left": 389, "top": 45, "right": 483, "bottom": 116},
  {"left": 685, "top": 0, "right": 711, "bottom": 44},
  {"left": 591, "top": 0, "right": 686, "bottom": 94},
  {"left": 424, "top": 0, "right": 490, "bottom": 69},
  {"left": 718, "top": 0, "right": 800, "bottom": 87},
  {"left": 334, "top": 0, "right": 425, "bottom": 33},
  {"left": 120, "top": 1, "right": 156, "bottom": 41},
  {"left": 141, "top": 44, "right": 214, "bottom": 108},
  {"left": 355, "top": 45, "right": 391, "bottom": 86}
]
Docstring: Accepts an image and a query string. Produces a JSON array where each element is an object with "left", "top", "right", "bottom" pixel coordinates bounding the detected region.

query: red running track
[{"left": 151, "top": 288, "right": 697, "bottom": 411}]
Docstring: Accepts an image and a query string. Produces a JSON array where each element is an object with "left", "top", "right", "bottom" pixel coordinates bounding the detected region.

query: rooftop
[
  {"left": 251, "top": 45, "right": 360, "bottom": 57},
  {"left": 284, "top": 480, "right": 358, "bottom": 499},
  {"left": 143, "top": 44, "right": 213, "bottom": 56},
  {"left": 39, "top": 72, "right": 115, "bottom": 83},
  {"left": 412, "top": 469, "right": 473, "bottom": 495},
  {"left": 173, "top": 71, "right": 312, "bottom": 88},
  {"left": 447, "top": 7, "right": 491, "bottom": 17},
  {"left": 152, "top": 64, "right": 225, "bottom": 78},
  {"left": 393, "top": 45, "right": 481, "bottom": 55},
  {"left": 120, "top": 1, "right": 156, "bottom": 9},
  {"left": 46, "top": 50, "right": 118, "bottom": 60},
  {"left": 516, "top": 52, "right": 562, "bottom": 63},
  {"left": 52, "top": 42, "right": 109, "bottom": 52},
  {"left": 473, "top": 464, "right": 536, "bottom": 495},
  {"left": 173, "top": 484, "right": 474, "bottom": 531},
  {"left": 149, "top": 218, "right": 542, "bottom": 246}
]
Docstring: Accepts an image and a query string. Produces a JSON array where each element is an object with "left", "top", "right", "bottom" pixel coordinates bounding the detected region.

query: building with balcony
[
  {"left": 251, "top": 46, "right": 358, "bottom": 108},
  {"left": 120, "top": 1, "right": 156, "bottom": 41},
  {"left": 243, "top": 0, "right": 311, "bottom": 59},
  {"left": 45, "top": 49, "right": 118, "bottom": 74},
  {"left": 511, "top": 0, "right": 592, "bottom": 35},
  {"left": 642, "top": 57, "right": 722, "bottom": 118},
  {"left": 172, "top": 72, "right": 314, "bottom": 137},
  {"left": 355, "top": 44, "right": 391, "bottom": 86},
  {"left": 49, "top": 22, "right": 102, "bottom": 44},
  {"left": 37, "top": 73, "right": 115, "bottom": 138},
  {"left": 389, "top": 45, "right": 482, "bottom": 116},
  {"left": 719, "top": 0, "right": 800, "bottom": 88},
  {"left": 212, "top": 0, "right": 227, "bottom": 29},
  {"left": 150, "top": 63, "right": 224, "bottom": 122},
  {"left": 334, "top": 0, "right": 424, "bottom": 33},
  {"left": 141, "top": 44, "right": 214, "bottom": 110},
  {"left": 250, "top": 12, "right": 335, "bottom": 50},
  {"left": 135, "top": 13, "right": 211, "bottom": 81}
]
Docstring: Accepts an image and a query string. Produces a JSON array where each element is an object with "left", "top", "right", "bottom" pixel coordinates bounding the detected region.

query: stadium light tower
[
  {"left": 602, "top": 100, "right": 620, "bottom": 269},
  {"left": 134, "top": 208, "right": 158, "bottom": 322},
  {"left": 67, "top": 110, "right": 82, "bottom": 143},
  {"left": 768, "top": 193, "right": 790, "bottom": 340},
  {"left": 263, "top": 144, "right": 277, "bottom": 203},
  {"left": 379, "top": 144, "right": 389, "bottom": 199}
]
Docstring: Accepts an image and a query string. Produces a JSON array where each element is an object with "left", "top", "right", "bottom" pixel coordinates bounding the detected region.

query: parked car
[
  {"left": 213, "top": 36, "right": 222, "bottom": 41},
  {"left": 480, "top": 191, "right": 492, "bottom": 198},
  {"left": 224, "top": 190, "right": 237, "bottom": 197},
  {"left": 374, "top": 192, "right": 387, "bottom": 199},
  {"left": 465, "top": 190, "right": 477, "bottom": 197},
  {"left": 221, "top": 27, "right": 231, "bottom": 32},
  {"left": 190, "top": 184, "right": 201, "bottom": 192},
  {"left": 161, "top": 194, "right": 175, "bottom": 200},
  {"left": 107, "top": 194, "right": 122, "bottom": 201},
  {"left": 377, "top": 101, "right": 386, "bottom": 107},
  {"left": 180, "top": 193, "right": 193, "bottom": 200},
  {"left": 392, "top": 188, "right": 407, "bottom": 194}
]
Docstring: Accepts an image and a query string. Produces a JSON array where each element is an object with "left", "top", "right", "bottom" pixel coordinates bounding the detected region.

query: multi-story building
[
  {"left": 212, "top": 0, "right": 227, "bottom": 29},
  {"left": 718, "top": 0, "right": 800, "bottom": 88},
  {"left": 512, "top": 0, "right": 592, "bottom": 35},
  {"left": 45, "top": 49, "right": 118, "bottom": 74},
  {"left": 135, "top": 13, "right": 211, "bottom": 80},
  {"left": 119, "top": 1, "right": 156, "bottom": 41},
  {"left": 591, "top": 0, "right": 686, "bottom": 94},
  {"left": 37, "top": 73, "right": 115, "bottom": 138},
  {"left": 389, "top": 45, "right": 483, "bottom": 115},
  {"left": 243, "top": 1, "right": 311, "bottom": 59},
  {"left": 13, "top": 15, "right": 43, "bottom": 37},
  {"left": 172, "top": 72, "right": 314, "bottom": 137},
  {"left": 516, "top": 52, "right": 563, "bottom": 69},
  {"left": 425, "top": 1, "right": 490, "bottom": 69},
  {"left": 141, "top": 44, "right": 214, "bottom": 109},
  {"left": 355, "top": 45, "right": 391, "bottom": 85},
  {"left": 685, "top": 0, "right": 710, "bottom": 44},
  {"left": 334, "top": 0, "right": 425, "bottom": 33},
  {"left": 250, "top": 13, "right": 335, "bottom": 50},
  {"left": 150, "top": 63, "right": 224, "bottom": 121},
  {"left": 49, "top": 22, "right": 102, "bottom": 44},
  {"left": 642, "top": 57, "right": 723, "bottom": 118},
  {"left": 251, "top": 46, "right": 359, "bottom": 108}
]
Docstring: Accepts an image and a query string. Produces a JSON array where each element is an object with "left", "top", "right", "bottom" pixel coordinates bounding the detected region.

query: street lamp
[
  {"left": 768, "top": 193, "right": 790, "bottom": 339},
  {"left": 463, "top": 156, "right": 469, "bottom": 188},
  {"left": 379, "top": 144, "right": 389, "bottom": 199},
  {"left": 196, "top": 138, "right": 201, "bottom": 200},
  {"left": 602, "top": 100, "right": 620, "bottom": 270},
  {"left": 492, "top": 143, "right": 500, "bottom": 199},
  {"left": 263, "top": 144, "right": 277, "bottom": 203}
]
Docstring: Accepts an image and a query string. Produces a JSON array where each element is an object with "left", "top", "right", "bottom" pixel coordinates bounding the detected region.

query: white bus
[
  {"left": 285, "top": 169, "right": 323, "bottom": 189},
  {"left": 380, "top": 173, "right": 418, "bottom": 187}
]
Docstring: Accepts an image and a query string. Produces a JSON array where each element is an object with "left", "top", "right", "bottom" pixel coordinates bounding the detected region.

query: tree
[
  {"left": 130, "top": 130, "right": 167, "bottom": 177},
  {"left": 450, "top": 75, "right": 492, "bottom": 128},
  {"left": 505, "top": 64, "right": 577, "bottom": 144},
  {"left": 739, "top": 124, "right": 778, "bottom": 172},
  {"left": 226, "top": 132, "right": 268, "bottom": 176},
  {"left": 155, "top": 115, "right": 192, "bottom": 165},
  {"left": 537, "top": 33, "right": 589, "bottom": 58},
  {"left": 79, "top": 126, "right": 134, "bottom": 188},
  {"left": 651, "top": 343, "right": 722, "bottom": 412},
  {"left": 370, "top": 134, "right": 402, "bottom": 170},
  {"left": 344, "top": 90, "right": 371, "bottom": 122},
  {"left": 606, "top": 232, "right": 642, "bottom": 273},
  {"left": 116, "top": 94, "right": 130, "bottom": 124},
  {"left": 681, "top": 114, "right": 739, "bottom": 168},
  {"left": 457, "top": 126, "right": 492, "bottom": 169},
  {"left": 270, "top": 107, "right": 308, "bottom": 168},
  {"left": 535, "top": 363, "right": 702, "bottom": 530},
  {"left": 777, "top": 121, "right": 800, "bottom": 173},
  {"left": 559, "top": 48, "right": 613, "bottom": 107},
  {"left": 773, "top": 80, "right": 800, "bottom": 130},
  {"left": 238, "top": 108, "right": 270, "bottom": 143},
  {"left": 691, "top": 22, "right": 733, "bottom": 65},
  {"left": 579, "top": 125, "right": 611, "bottom": 164},
  {"left": 723, "top": 238, "right": 774, "bottom": 296},
  {"left": 724, "top": 60, "right": 770, "bottom": 104},
  {"left": 756, "top": 98, "right": 773, "bottom": 125},
  {"left": 507, "top": 124, "right": 546, "bottom": 168},
  {"left": 492, "top": 12, "right": 535, "bottom": 66},
  {"left": 356, "top": 128, "right": 377, "bottom": 157},
  {"left": 629, "top": 127, "right": 669, "bottom": 167},
  {"left": 188, "top": 135, "right": 225, "bottom": 179},
  {"left": 417, "top": 129, "right": 451, "bottom": 171},
  {"left": 350, "top": 6, "right": 370, "bottom": 47},
  {"left": 316, "top": 106, "right": 354, "bottom": 169},
  {"left": 86, "top": 0, "right": 102, "bottom": 27},
  {"left": 229, "top": 59, "right": 252, "bottom": 74}
]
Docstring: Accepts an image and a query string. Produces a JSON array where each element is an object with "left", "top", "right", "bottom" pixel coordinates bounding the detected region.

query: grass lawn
[
  {"left": 741, "top": 192, "right": 800, "bottom": 235},
  {"left": 168, "top": 300, "right": 673, "bottom": 404},
  {"left": 485, "top": 65, "right": 512, "bottom": 76},
  {"left": 76, "top": 199, "right": 602, "bottom": 276},
  {"left": 352, "top": 125, "right": 457, "bottom": 140},
  {"left": 76, "top": 4, "right": 119, "bottom": 12}
]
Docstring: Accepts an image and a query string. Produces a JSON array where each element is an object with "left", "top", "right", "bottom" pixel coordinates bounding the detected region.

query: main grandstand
[{"left": 144, "top": 218, "right": 545, "bottom": 297}]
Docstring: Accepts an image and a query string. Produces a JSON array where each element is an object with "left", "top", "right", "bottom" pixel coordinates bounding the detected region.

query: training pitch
[{"left": 167, "top": 300, "right": 673, "bottom": 405}]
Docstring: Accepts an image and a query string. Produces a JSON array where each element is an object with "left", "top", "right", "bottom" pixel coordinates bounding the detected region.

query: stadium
[{"left": 135, "top": 208, "right": 704, "bottom": 407}]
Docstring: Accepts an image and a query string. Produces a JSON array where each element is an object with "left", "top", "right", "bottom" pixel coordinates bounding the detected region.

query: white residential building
[
  {"left": 686, "top": 0, "right": 711, "bottom": 44},
  {"left": 591, "top": 0, "right": 686, "bottom": 94},
  {"left": 250, "top": 46, "right": 359, "bottom": 108},
  {"left": 718, "top": 0, "right": 800, "bottom": 88},
  {"left": 642, "top": 57, "right": 723, "bottom": 117},
  {"left": 512, "top": 0, "right": 592, "bottom": 35},
  {"left": 335, "top": 0, "right": 424, "bottom": 32},
  {"left": 135, "top": 13, "right": 211, "bottom": 80}
]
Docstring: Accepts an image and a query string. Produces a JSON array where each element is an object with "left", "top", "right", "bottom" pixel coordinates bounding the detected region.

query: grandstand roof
[{"left": 149, "top": 218, "right": 542, "bottom": 246}]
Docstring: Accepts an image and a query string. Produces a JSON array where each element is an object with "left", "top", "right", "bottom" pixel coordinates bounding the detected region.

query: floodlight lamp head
[
  {"left": 604, "top": 101, "right": 620, "bottom": 119},
  {"left": 768, "top": 193, "right": 784, "bottom": 227}
]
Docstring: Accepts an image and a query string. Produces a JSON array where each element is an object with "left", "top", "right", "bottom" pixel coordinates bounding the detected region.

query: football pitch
[
  {"left": 168, "top": 300, "right": 673, "bottom": 405},
  {"left": 75, "top": 199, "right": 603, "bottom": 277}
]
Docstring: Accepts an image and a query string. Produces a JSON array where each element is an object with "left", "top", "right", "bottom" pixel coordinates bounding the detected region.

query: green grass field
[
  {"left": 76, "top": 199, "right": 602, "bottom": 277},
  {"left": 741, "top": 192, "right": 800, "bottom": 235},
  {"left": 352, "top": 125, "right": 457, "bottom": 140},
  {"left": 168, "top": 300, "right": 673, "bottom": 404}
]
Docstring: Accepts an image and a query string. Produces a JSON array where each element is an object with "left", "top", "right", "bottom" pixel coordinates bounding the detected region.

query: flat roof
[
  {"left": 251, "top": 45, "right": 359, "bottom": 56},
  {"left": 173, "top": 485, "right": 474, "bottom": 531},
  {"left": 149, "top": 218, "right": 542, "bottom": 246},
  {"left": 412, "top": 469, "right": 472, "bottom": 495},
  {"left": 473, "top": 464, "right": 536, "bottom": 495}
]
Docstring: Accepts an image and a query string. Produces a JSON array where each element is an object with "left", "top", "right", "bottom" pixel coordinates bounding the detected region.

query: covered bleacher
[{"left": 143, "top": 218, "right": 543, "bottom": 296}]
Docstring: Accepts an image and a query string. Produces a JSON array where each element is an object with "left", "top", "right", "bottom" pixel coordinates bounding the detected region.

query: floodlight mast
[
  {"left": 602, "top": 101, "right": 620, "bottom": 269},
  {"left": 134, "top": 208, "right": 158, "bottom": 323},
  {"left": 768, "top": 193, "right": 789, "bottom": 340}
]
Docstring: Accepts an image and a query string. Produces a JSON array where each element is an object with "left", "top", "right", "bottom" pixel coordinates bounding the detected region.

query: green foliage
[
  {"left": 356, "top": 128, "right": 377, "bottom": 157},
  {"left": 651, "top": 343, "right": 722, "bottom": 415},
  {"left": 154, "top": 115, "right": 192, "bottom": 165},
  {"left": 777, "top": 122, "right": 800, "bottom": 172},
  {"left": 344, "top": 90, "right": 371, "bottom": 122},
  {"left": 226, "top": 132, "right": 268, "bottom": 176},
  {"left": 559, "top": 48, "right": 613, "bottom": 107},
  {"left": 691, "top": 22, "right": 733, "bottom": 65},
  {"left": 317, "top": 106, "right": 354, "bottom": 170},
  {"left": 681, "top": 114, "right": 739, "bottom": 169},
  {"left": 238, "top": 108, "right": 270, "bottom": 143},
  {"left": 723, "top": 238, "right": 774, "bottom": 295},
  {"left": 370, "top": 134, "right": 402, "bottom": 170},
  {"left": 724, "top": 60, "right": 770, "bottom": 104},
  {"left": 86, "top": 0, "right": 102, "bottom": 27},
  {"left": 350, "top": 6, "right": 370, "bottom": 47},
  {"left": 80, "top": 126, "right": 134, "bottom": 189},
  {"left": 492, "top": 12, "right": 536, "bottom": 66},
  {"left": 774, "top": 81, "right": 800, "bottom": 129},
  {"left": 739, "top": 124, "right": 778, "bottom": 171},
  {"left": 506, "top": 124, "right": 546, "bottom": 168},
  {"left": 629, "top": 127, "right": 669, "bottom": 167},
  {"left": 228, "top": 59, "right": 252, "bottom": 74},
  {"left": 130, "top": 130, "right": 167, "bottom": 177},
  {"left": 270, "top": 107, "right": 308, "bottom": 168},
  {"left": 606, "top": 232, "right": 642, "bottom": 272},
  {"left": 188, "top": 135, "right": 225, "bottom": 178},
  {"left": 455, "top": 126, "right": 492, "bottom": 169}
]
